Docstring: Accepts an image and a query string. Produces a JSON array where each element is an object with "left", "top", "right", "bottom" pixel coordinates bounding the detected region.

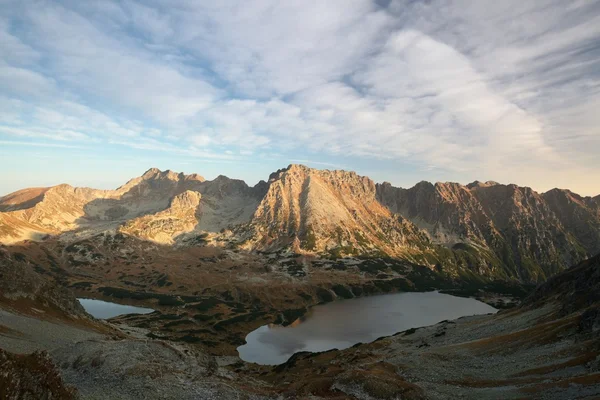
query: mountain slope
[
  {"left": 0, "top": 168, "right": 262, "bottom": 244},
  {"left": 543, "top": 188, "right": 600, "bottom": 255},
  {"left": 0, "top": 246, "right": 88, "bottom": 319},
  {"left": 0, "top": 165, "right": 598, "bottom": 283},
  {"left": 376, "top": 180, "right": 596, "bottom": 281},
  {"left": 0, "top": 187, "right": 50, "bottom": 212},
  {"left": 119, "top": 190, "right": 202, "bottom": 244},
  {"left": 239, "top": 164, "right": 431, "bottom": 257}
]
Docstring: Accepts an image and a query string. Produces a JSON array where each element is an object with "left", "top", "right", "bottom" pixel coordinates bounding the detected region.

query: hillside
[{"left": 377, "top": 179, "right": 599, "bottom": 281}]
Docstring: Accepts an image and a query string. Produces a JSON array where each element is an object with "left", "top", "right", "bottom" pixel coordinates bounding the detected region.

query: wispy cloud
[
  {"left": 0, "top": 0, "right": 599, "bottom": 194},
  {"left": 0, "top": 140, "right": 88, "bottom": 149}
]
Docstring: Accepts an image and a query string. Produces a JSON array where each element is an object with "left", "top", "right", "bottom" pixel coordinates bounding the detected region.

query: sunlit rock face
[
  {"left": 119, "top": 190, "right": 202, "bottom": 244},
  {"left": 241, "top": 164, "right": 430, "bottom": 257},
  {"left": 376, "top": 179, "right": 599, "bottom": 281},
  {"left": 1, "top": 165, "right": 598, "bottom": 282}
]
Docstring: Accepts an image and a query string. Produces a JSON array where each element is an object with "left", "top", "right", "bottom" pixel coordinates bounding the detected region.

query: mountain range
[
  {"left": 2, "top": 165, "right": 600, "bottom": 399},
  {"left": 1, "top": 164, "right": 599, "bottom": 283}
]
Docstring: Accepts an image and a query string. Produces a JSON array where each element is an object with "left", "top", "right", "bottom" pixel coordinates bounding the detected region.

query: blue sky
[{"left": 1, "top": 0, "right": 599, "bottom": 196}]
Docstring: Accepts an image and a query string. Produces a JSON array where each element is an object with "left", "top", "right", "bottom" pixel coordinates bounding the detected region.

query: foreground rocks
[
  {"left": 0, "top": 349, "right": 77, "bottom": 400},
  {"left": 53, "top": 339, "right": 270, "bottom": 400}
]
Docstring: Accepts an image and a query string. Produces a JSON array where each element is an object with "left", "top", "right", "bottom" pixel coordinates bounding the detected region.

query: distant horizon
[
  {"left": 2, "top": 163, "right": 598, "bottom": 198},
  {"left": 1, "top": 1, "right": 599, "bottom": 197}
]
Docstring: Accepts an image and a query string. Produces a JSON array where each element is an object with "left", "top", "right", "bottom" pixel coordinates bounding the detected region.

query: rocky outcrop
[
  {"left": 119, "top": 190, "right": 202, "bottom": 244},
  {"left": 0, "top": 168, "right": 260, "bottom": 243},
  {"left": 376, "top": 181, "right": 498, "bottom": 246},
  {"left": 0, "top": 185, "right": 113, "bottom": 243},
  {"left": 525, "top": 252, "right": 600, "bottom": 316},
  {"left": 0, "top": 349, "right": 77, "bottom": 400},
  {"left": 542, "top": 188, "right": 600, "bottom": 255},
  {"left": 242, "top": 164, "right": 431, "bottom": 257},
  {"left": 0, "top": 165, "right": 598, "bottom": 283},
  {"left": 376, "top": 180, "right": 596, "bottom": 281},
  {"left": 0, "top": 247, "right": 87, "bottom": 318}
]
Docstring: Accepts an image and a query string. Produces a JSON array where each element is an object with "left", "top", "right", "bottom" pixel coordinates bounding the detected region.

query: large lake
[
  {"left": 78, "top": 298, "right": 155, "bottom": 319},
  {"left": 238, "top": 291, "right": 497, "bottom": 365}
]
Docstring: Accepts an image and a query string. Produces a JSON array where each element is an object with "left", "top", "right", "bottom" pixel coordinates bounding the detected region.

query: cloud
[
  {"left": 0, "top": 19, "right": 40, "bottom": 65},
  {"left": 0, "top": 140, "right": 88, "bottom": 149},
  {"left": 21, "top": 2, "right": 220, "bottom": 121},
  {"left": 0, "top": 0, "right": 599, "bottom": 194},
  {"left": 354, "top": 29, "right": 557, "bottom": 169},
  {"left": 0, "top": 64, "right": 55, "bottom": 96}
]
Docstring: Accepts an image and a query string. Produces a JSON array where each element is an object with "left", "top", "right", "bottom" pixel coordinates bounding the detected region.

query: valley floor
[{"left": 2, "top": 295, "right": 599, "bottom": 399}]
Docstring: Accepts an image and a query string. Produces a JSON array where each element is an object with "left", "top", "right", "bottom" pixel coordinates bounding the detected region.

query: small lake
[
  {"left": 238, "top": 291, "right": 497, "bottom": 365},
  {"left": 78, "top": 298, "right": 155, "bottom": 319}
]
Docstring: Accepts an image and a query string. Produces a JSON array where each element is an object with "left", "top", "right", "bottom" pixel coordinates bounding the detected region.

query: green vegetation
[
  {"left": 328, "top": 245, "right": 357, "bottom": 259},
  {"left": 402, "top": 327, "right": 418, "bottom": 336},
  {"left": 164, "top": 320, "right": 194, "bottom": 328},
  {"left": 303, "top": 225, "right": 317, "bottom": 251},
  {"left": 13, "top": 253, "right": 27, "bottom": 262},
  {"left": 157, "top": 297, "right": 184, "bottom": 306},
  {"left": 191, "top": 298, "right": 223, "bottom": 312},
  {"left": 353, "top": 230, "right": 369, "bottom": 246},
  {"left": 193, "top": 314, "right": 214, "bottom": 321},
  {"left": 69, "top": 281, "right": 93, "bottom": 289},
  {"left": 97, "top": 286, "right": 206, "bottom": 305}
]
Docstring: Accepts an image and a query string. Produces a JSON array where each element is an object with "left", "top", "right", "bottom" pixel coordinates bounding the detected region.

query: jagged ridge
[{"left": 1, "top": 165, "right": 599, "bottom": 283}]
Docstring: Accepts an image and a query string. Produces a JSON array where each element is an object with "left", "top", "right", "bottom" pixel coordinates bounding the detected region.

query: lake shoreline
[
  {"left": 237, "top": 291, "right": 497, "bottom": 365},
  {"left": 77, "top": 298, "right": 155, "bottom": 320}
]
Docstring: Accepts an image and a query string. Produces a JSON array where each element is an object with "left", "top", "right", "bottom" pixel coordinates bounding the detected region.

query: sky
[{"left": 1, "top": 0, "right": 599, "bottom": 196}]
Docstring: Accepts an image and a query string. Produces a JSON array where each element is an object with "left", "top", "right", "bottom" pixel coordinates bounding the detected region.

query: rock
[
  {"left": 1, "top": 165, "right": 598, "bottom": 283},
  {"left": 0, "top": 349, "right": 78, "bottom": 400}
]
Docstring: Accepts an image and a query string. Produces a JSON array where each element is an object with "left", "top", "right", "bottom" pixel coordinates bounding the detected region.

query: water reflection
[
  {"left": 78, "top": 298, "right": 155, "bottom": 319},
  {"left": 238, "top": 291, "right": 496, "bottom": 365}
]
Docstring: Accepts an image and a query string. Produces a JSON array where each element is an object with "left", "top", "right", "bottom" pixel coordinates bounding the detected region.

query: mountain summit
[{"left": 1, "top": 165, "right": 598, "bottom": 283}]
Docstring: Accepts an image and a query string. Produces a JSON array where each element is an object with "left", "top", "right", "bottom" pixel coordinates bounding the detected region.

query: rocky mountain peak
[
  {"left": 184, "top": 173, "right": 205, "bottom": 182},
  {"left": 200, "top": 175, "right": 251, "bottom": 200},
  {"left": 0, "top": 187, "right": 50, "bottom": 212},
  {"left": 242, "top": 164, "right": 426, "bottom": 256},
  {"left": 466, "top": 180, "right": 500, "bottom": 189},
  {"left": 141, "top": 167, "right": 161, "bottom": 178},
  {"left": 434, "top": 182, "right": 471, "bottom": 202},
  {"left": 141, "top": 168, "right": 181, "bottom": 181},
  {"left": 286, "top": 163, "right": 309, "bottom": 172},
  {"left": 1, "top": 165, "right": 599, "bottom": 283},
  {"left": 268, "top": 167, "right": 289, "bottom": 182},
  {"left": 414, "top": 180, "right": 435, "bottom": 191}
]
